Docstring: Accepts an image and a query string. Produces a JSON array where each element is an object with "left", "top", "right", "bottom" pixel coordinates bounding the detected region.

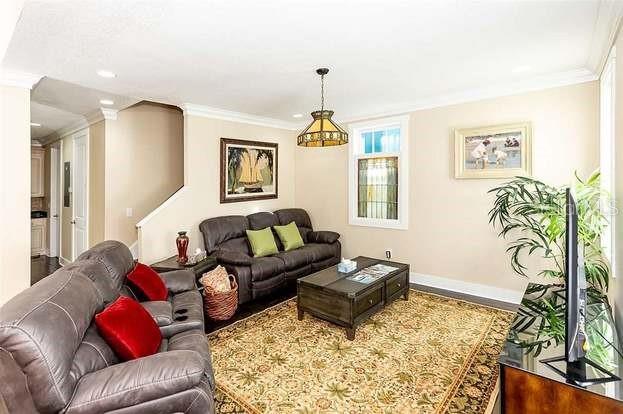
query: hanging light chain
[{"left": 320, "top": 73, "right": 325, "bottom": 112}]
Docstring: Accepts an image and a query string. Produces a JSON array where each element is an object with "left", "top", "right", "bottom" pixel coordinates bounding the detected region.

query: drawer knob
[
  {"left": 397, "top": 283, "right": 401, "bottom": 288},
  {"left": 368, "top": 299, "right": 373, "bottom": 305}
]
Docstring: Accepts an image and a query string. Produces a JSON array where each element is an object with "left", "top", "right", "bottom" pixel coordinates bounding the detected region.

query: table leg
[
  {"left": 297, "top": 308, "right": 304, "bottom": 321},
  {"left": 404, "top": 289, "right": 409, "bottom": 301},
  {"left": 346, "top": 327, "right": 355, "bottom": 341}
]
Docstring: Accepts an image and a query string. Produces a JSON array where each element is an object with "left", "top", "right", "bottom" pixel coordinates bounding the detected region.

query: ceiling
[
  {"left": 29, "top": 78, "right": 138, "bottom": 139},
  {"left": 3, "top": 0, "right": 621, "bottom": 128}
]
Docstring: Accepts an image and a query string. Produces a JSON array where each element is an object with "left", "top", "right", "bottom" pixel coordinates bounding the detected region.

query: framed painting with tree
[{"left": 220, "top": 138, "right": 278, "bottom": 203}]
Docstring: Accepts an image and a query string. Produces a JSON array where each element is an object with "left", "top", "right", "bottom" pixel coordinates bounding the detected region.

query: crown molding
[
  {"left": 85, "top": 107, "right": 118, "bottom": 124},
  {"left": 587, "top": 0, "right": 623, "bottom": 75},
  {"left": 338, "top": 68, "right": 598, "bottom": 124},
  {"left": 0, "top": 69, "right": 42, "bottom": 89},
  {"left": 181, "top": 103, "right": 300, "bottom": 131}
]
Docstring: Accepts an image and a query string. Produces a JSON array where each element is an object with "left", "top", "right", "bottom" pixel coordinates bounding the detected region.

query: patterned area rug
[{"left": 209, "top": 290, "right": 514, "bottom": 414}]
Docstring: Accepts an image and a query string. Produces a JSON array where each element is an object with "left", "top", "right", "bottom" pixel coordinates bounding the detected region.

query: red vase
[{"left": 176, "top": 231, "right": 189, "bottom": 264}]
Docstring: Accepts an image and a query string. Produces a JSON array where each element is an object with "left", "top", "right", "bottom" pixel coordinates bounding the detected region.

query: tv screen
[{"left": 565, "top": 188, "right": 587, "bottom": 362}]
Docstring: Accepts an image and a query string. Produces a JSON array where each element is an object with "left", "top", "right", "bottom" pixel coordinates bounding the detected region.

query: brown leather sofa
[
  {"left": 0, "top": 244, "right": 215, "bottom": 413},
  {"left": 77, "top": 240, "right": 205, "bottom": 337},
  {"left": 200, "top": 208, "right": 340, "bottom": 304}
]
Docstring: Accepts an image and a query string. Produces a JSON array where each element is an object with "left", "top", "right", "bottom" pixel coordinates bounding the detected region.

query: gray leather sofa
[
  {"left": 77, "top": 240, "right": 204, "bottom": 337},
  {"left": 0, "top": 260, "right": 215, "bottom": 413},
  {"left": 200, "top": 208, "right": 341, "bottom": 304}
]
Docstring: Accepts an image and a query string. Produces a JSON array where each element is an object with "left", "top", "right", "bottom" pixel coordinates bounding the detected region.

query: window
[
  {"left": 600, "top": 48, "right": 616, "bottom": 277},
  {"left": 349, "top": 115, "right": 409, "bottom": 229}
]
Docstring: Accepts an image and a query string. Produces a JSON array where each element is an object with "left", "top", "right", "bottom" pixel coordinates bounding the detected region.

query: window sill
[{"left": 348, "top": 217, "right": 408, "bottom": 230}]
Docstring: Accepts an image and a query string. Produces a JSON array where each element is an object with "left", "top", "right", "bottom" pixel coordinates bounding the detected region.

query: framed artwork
[
  {"left": 454, "top": 122, "right": 532, "bottom": 179},
  {"left": 220, "top": 138, "right": 278, "bottom": 203},
  {"left": 63, "top": 161, "right": 71, "bottom": 207}
]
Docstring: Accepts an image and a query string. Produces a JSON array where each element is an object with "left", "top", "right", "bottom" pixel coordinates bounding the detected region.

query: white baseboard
[
  {"left": 59, "top": 256, "right": 71, "bottom": 266},
  {"left": 409, "top": 272, "right": 524, "bottom": 305}
]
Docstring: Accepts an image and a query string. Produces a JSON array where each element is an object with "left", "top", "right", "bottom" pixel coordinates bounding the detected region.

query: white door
[
  {"left": 49, "top": 144, "right": 61, "bottom": 257},
  {"left": 72, "top": 132, "right": 88, "bottom": 259}
]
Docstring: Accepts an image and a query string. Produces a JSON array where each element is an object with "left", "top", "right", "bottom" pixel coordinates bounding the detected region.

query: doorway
[{"left": 71, "top": 130, "right": 89, "bottom": 260}]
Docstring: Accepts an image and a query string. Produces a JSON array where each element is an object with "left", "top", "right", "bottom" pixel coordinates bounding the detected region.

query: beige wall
[
  {"left": 295, "top": 82, "right": 599, "bottom": 296},
  {"left": 137, "top": 115, "right": 296, "bottom": 263},
  {"left": 0, "top": 85, "right": 31, "bottom": 304},
  {"left": 89, "top": 120, "right": 105, "bottom": 246},
  {"left": 105, "top": 102, "right": 183, "bottom": 246}
]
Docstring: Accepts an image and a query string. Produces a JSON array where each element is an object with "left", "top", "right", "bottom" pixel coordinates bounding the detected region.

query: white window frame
[
  {"left": 348, "top": 115, "right": 409, "bottom": 230},
  {"left": 600, "top": 47, "right": 616, "bottom": 277}
]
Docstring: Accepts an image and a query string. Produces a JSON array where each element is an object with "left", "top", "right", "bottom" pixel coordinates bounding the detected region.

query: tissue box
[{"left": 338, "top": 260, "right": 357, "bottom": 273}]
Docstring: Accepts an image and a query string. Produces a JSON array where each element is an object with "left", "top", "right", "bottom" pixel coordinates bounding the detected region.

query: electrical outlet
[{"left": 385, "top": 249, "right": 392, "bottom": 259}]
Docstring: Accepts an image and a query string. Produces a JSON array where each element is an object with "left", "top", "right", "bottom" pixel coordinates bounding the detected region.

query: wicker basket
[{"left": 203, "top": 275, "right": 238, "bottom": 321}]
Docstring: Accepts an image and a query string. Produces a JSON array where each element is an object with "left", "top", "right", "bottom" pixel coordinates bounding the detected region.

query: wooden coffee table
[{"left": 297, "top": 256, "right": 410, "bottom": 340}]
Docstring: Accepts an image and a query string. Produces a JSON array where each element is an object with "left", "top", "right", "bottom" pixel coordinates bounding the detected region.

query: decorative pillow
[
  {"left": 273, "top": 221, "right": 304, "bottom": 251},
  {"left": 127, "top": 263, "right": 168, "bottom": 301},
  {"left": 95, "top": 296, "right": 162, "bottom": 361},
  {"left": 246, "top": 227, "right": 279, "bottom": 257},
  {"left": 200, "top": 265, "right": 231, "bottom": 293}
]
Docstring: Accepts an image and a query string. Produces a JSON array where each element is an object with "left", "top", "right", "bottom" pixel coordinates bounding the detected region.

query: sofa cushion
[
  {"left": 0, "top": 270, "right": 102, "bottom": 413},
  {"left": 127, "top": 263, "right": 168, "bottom": 301},
  {"left": 246, "top": 228, "right": 279, "bottom": 257},
  {"left": 301, "top": 243, "right": 334, "bottom": 262},
  {"left": 250, "top": 256, "right": 285, "bottom": 281},
  {"left": 76, "top": 240, "right": 135, "bottom": 291},
  {"left": 95, "top": 297, "right": 162, "bottom": 361},
  {"left": 307, "top": 230, "right": 340, "bottom": 244},
  {"left": 247, "top": 211, "right": 283, "bottom": 250},
  {"left": 199, "top": 215, "right": 249, "bottom": 254},
  {"left": 273, "top": 221, "right": 305, "bottom": 251},
  {"left": 275, "top": 248, "right": 313, "bottom": 270}
]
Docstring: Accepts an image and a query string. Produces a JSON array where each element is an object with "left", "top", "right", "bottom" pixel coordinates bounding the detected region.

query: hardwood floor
[{"left": 30, "top": 255, "right": 61, "bottom": 285}]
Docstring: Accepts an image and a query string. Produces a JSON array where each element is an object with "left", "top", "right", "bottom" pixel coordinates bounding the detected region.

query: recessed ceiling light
[
  {"left": 292, "top": 113, "right": 303, "bottom": 118},
  {"left": 100, "top": 99, "right": 114, "bottom": 105},
  {"left": 97, "top": 70, "right": 116, "bottom": 78},
  {"left": 512, "top": 65, "right": 532, "bottom": 73},
  {"left": 30, "top": 122, "right": 41, "bottom": 127}
]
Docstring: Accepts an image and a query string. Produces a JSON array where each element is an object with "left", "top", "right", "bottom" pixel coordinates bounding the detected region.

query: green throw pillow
[
  {"left": 273, "top": 221, "right": 304, "bottom": 251},
  {"left": 246, "top": 227, "right": 279, "bottom": 257}
]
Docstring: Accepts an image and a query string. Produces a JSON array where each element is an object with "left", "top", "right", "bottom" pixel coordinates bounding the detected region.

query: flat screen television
[
  {"left": 541, "top": 189, "right": 618, "bottom": 386},
  {"left": 564, "top": 188, "right": 588, "bottom": 363}
]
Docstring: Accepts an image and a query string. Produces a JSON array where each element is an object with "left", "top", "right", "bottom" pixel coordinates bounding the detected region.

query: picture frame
[
  {"left": 454, "top": 122, "right": 532, "bottom": 179},
  {"left": 220, "top": 138, "right": 278, "bottom": 203}
]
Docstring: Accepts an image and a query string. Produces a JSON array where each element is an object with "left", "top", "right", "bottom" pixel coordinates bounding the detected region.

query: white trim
[
  {"left": 181, "top": 103, "right": 300, "bottom": 130},
  {"left": 587, "top": 0, "right": 623, "bottom": 75},
  {"left": 338, "top": 68, "right": 597, "bottom": 124},
  {"left": 49, "top": 143, "right": 61, "bottom": 258},
  {"left": 59, "top": 256, "right": 71, "bottom": 266},
  {"left": 410, "top": 272, "right": 524, "bottom": 305},
  {"left": 136, "top": 186, "right": 189, "bottom": 228},
  {"left": 85, "top": 108, "right": 118, "bottom": 124},
  {"left": 0, "top": 70, "right": 42, "bottom": 89},
  {"left": 348, "top": 115, "right": 409, "bottom": 230}
]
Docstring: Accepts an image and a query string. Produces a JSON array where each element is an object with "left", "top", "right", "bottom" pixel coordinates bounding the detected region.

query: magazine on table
[{"left": 346, "top": 264, "right": 399, "bottom": 284}]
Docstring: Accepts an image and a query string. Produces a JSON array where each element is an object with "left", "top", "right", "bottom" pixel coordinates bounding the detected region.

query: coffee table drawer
[
  {"left": 355, "top": 286, "right": 383, "bottom": 315},
  {"left": 386, "top": 271, "right": 408, "bottom": 298}
]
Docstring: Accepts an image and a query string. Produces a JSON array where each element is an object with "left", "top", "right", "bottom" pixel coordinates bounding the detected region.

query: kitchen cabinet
[
  {"left": 31, "top": 218, "right": 47, "bottom": 256},
  {"left": 31, "top": 147, "right": 45, "bottom": 197}
]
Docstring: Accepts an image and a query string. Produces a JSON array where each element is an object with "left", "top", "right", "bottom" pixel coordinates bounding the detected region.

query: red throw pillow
[
  {"left": 127, "top": 263, "right": 168, "bottom": 301},
  {"left": 95, "top": 296, "right": 162, "bottom": 361}
]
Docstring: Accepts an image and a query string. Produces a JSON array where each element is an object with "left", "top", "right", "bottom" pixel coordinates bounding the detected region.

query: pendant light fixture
[{"left": 297, "top": 68, "right": 348, "bottom": 147}]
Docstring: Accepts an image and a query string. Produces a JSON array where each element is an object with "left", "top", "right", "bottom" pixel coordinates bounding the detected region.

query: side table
[{"left": 150, "top": 255, "right": 217, "bottom": 283}]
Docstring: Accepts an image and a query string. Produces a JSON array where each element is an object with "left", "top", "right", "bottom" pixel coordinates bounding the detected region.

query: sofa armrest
[
  {"left": 65, "top": 351, "right": 204, "bottom": 414},
  {"left": 141, "top": 301, "right": 173, "bottom": 327},
  {"left": 214, "top": 250, "right": 252, "bottom": 266},
  {"left": 307, "top": 230, "right": 340, "bottom": 244},
  {"left": 159, "top": 269, "right": 196, "bottom": 293}
]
